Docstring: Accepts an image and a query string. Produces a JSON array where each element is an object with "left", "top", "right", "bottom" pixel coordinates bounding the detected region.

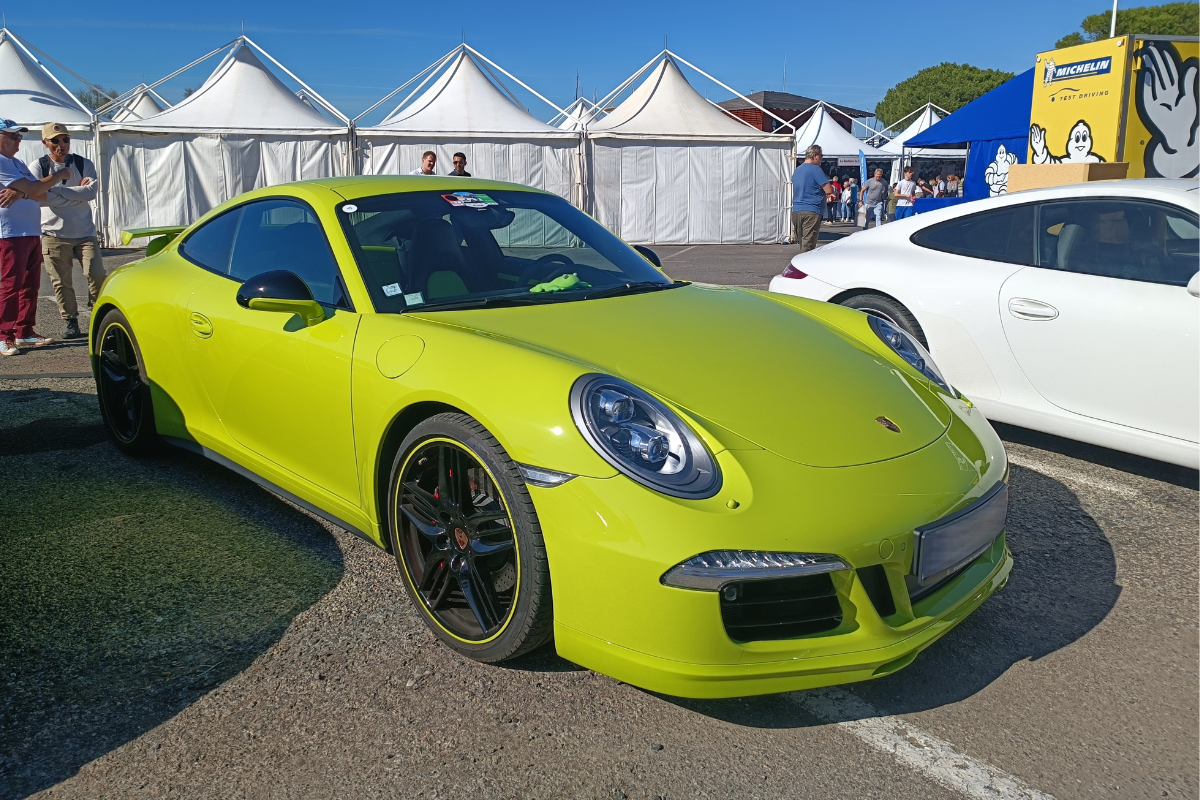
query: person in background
[
  {"left": 410, "top": 151, "right": 436, "bottom": 175},
  {"left": 946, "top": 174, "right": 960, "bottom": 197},
  {"left": 860, "top": 168, "right": 888, "bottom": 230},
  {"left": 790, "top": 145, "right": 834, "bottom": 253},
  {"left": 893, "top": 166, "right": 917, "bottom": 221},
  {"left": 0, "top": 120, "right": 62, "bottom": 356},
  {"left": 846, "top": 178, "right": 859, "bottom": 224},
  {"left": 933, "top": 171, "right": 947, "bottom": 199},
  {"left": 837, "top": 176, "right": 851, "bottom": 222},
  {"left": 30, "top": 123, "right": 104, "bottom": 340},
  {"left": 826, "top": 174, "right": 842, "bottom": 225},
  {"left": 448, "top": 152, "right": 471, "bottom": 177}
]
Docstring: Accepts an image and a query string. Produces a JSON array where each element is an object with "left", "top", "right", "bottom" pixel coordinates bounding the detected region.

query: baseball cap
[
  {"left": 1, "top": 119, "right": 29, "bottom": 134},
  {"left": 42, "top": 122, "right": 68, "bottom": 139}
]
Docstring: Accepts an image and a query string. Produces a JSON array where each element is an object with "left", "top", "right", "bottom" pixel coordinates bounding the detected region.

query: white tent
[
  {"left": 0, "top": 28, "right": 96, "bottom": 166},
  {"left": 552, "top": 97, "right": 601, "bottom": 131},
  {"left": 586, "top": 53, "right": 793, "bottom": 244},
  {"left": 879, "top": 104, "right": 967, "bottom": 158},
  {"left": 793, "top": 103, "right": 891, "bottom": 160},
  {"left": 99, "top": 37, "right": 350, "bottom": 244},
  {"left": 108, "top": 84, "right": 169, "bottom": 122},
  {"left": 356, "top": 46, "right": 580, "bottom": 205}
]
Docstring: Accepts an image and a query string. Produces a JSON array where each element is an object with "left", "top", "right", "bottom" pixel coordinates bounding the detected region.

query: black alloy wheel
[
  {"left": 388, "top": 413, "right": 552, "bottom": 662},
  {"left": 839, "top": 293, "right": 929, "bottom": 349},
  {"left": 94, "top": 309, "right": 158, "bottom": 455}
]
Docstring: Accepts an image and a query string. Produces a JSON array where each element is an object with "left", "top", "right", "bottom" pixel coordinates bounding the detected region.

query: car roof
[{"left": 281, "top": 174, "right": 552, "bottom": 200}]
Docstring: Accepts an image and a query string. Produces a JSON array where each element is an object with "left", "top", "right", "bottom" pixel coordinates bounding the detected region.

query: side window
[
  {"left": 228, "top": 198, "right": 350, "bottom": 308},
  {"left": 180, "top": 208, "right": 242, "bottom": 273},
  {"left": 910, "top": 204, "right": 1035, "bottom": 265},
  {"left": 1036, "top": 199, "right": 1200, "bottom": 286}
]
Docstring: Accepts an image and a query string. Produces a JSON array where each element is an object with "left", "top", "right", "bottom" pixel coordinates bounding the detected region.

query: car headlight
[
  {"left": 868, "top": 315, "right": 953, "bottom": 395},
  {"left": 570, "top": 375, "right": 721, "bottom": 499}
]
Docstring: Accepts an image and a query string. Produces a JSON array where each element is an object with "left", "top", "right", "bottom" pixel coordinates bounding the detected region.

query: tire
[
  {"left": 93, "top": 309, "right": 159, "bottom": 455},
  {"left": 840, "top": 293, "right": 928, "bottom": 349},
  {"left": 386, "top": 413, "right": 553, "bottom": 663}
]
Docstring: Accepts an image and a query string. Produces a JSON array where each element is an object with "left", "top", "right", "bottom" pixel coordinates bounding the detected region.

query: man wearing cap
[
  {"left": 30, "top": 122, "right": 104, "bottom": 340},
  {"left": 0, "top": 120, "right": 65, "bottom": 356}
]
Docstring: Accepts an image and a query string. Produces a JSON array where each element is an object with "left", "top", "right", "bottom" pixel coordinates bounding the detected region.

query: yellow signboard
[
  {"left": 1029, "top": 37, "right": 1131, "bottom": 166},
  {"left": 1122, "top": 38, "right": 1200, "bottom": 179}
]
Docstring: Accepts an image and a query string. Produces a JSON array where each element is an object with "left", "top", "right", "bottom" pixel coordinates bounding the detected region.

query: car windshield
[{"left": 337, "top": 189, "right": 676, "bottom": 312}]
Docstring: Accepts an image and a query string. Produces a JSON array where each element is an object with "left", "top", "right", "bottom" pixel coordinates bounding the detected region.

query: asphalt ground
[{"left": 0, "top": 244, "right": 1196, "bottom": 800}]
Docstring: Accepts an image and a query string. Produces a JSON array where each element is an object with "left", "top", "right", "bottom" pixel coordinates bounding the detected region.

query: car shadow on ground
[
  {"left": 664, "top": 462, "right": 1121, "bottom": 727},
  {"left": 0, "top": 389, "right": 344, "bottom": 800}
]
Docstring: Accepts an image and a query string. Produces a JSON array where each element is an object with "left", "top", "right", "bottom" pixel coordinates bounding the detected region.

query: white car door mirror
[{"left": 1188, "top": 272, "right": 1199, "bottom": 298}]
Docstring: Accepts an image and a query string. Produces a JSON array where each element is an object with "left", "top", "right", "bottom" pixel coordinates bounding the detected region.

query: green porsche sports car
[{"left": 94, "top": 177, "right": 1011, "bottom": 698}]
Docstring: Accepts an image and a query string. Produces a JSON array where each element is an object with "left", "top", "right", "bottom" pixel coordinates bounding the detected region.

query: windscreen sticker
[
  {"left": 341, "top": 203, "right": 358, "bottom": 213},
  {"left": 382, "top": 282, "right": 402, "bottom": 297},
  {"left": 404, "top": 292, "right": 425, "bottom": 306},
  {"left": 441, "top": 191, "right": 497, "bottom": 209}
]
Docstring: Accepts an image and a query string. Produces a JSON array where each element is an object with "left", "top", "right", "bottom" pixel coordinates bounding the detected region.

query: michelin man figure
[
  {"left": 984, "top": 144, "right": 1018, "bottom": 196},
  {"left": 1030, "top": 119, "right": 1106, "bottom": 163}
]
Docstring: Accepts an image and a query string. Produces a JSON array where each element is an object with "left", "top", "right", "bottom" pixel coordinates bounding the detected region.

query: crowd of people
[
  {"left": 0, "top": 120, "right": 104, "bottom": 356},
  {"left": 789, "top": 145, "right": 962, "bottom": 252}
]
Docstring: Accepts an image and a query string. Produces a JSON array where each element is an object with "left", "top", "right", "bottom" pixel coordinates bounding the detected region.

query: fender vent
[{"left": 720, "top": 573, "right": 842, "bottom": 642}]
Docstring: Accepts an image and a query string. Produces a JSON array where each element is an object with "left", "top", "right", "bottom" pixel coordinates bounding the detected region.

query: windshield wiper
[
  {"left": 580, "top": 281, "right": 682, "bottom": 301},
  {"left": 405, "top": 294, "right": 550, "bottom": 313}
]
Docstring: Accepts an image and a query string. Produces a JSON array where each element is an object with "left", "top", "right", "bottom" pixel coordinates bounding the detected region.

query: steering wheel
[{"left": 515, "top": 253, "right": 576, "bottom": 288}]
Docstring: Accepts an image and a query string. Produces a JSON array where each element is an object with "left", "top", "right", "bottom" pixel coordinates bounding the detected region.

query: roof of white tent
[
  {"left": 589, "top": 57, "right": 786, "bottom": 142},
  {"left": 103, "top": 41, "right": 346, "bottom": 134},
  {"left": 110, "top": 85, "right": 167, "bottom": 122},
  {"left": 0, "top": 29, "right": 93, "bottom": 126},
  {"left": 554, "top": 97, "right": 600, "bottom": 131},
  {"left": 878, "top": 104, "right": 967, "bottom": 157},
  {"left": 359, "top": 51, "right": 576, "bottom": 139},
  {"left": 794, "top": 104, "right": 890, "bottom": 158}
]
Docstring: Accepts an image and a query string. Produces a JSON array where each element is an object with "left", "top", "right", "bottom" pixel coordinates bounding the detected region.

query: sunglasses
[{"left": 48, "top": 136, "right": 71, "bottom": 145}]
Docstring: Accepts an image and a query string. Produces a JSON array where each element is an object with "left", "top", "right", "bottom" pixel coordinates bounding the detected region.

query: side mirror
[
  {"left": 633, "top": 245, "right": 662, "bottom": 269},
  {"left": 236, "top": 270, "right": 325, "bottom": 327},
  {"left": 1188, "top": 272, "right": 1199, "bottom": 298}
]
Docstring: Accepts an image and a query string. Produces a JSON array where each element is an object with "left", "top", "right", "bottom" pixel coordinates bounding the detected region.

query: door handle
[
  {"left": 1008, "top": 298, "right": 1059, "bottom": 321},
  {"left": 189, "top": 312, "right": 213, "bottom": 339}
]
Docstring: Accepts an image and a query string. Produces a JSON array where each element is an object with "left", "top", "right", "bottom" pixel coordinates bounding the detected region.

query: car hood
[{"left": 419, "top": 285, "right": 951, "bottom": 468}]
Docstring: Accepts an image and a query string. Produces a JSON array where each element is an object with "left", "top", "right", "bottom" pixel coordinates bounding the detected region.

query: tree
[
  {"left": 182, "top": 87, "right": 196, "bottom": 98},
  {"left": 74, "top": 85, "right": 118, "bottom": 112},
  {"left": 1056, "top": 1, "right": 1199, "bottom": 48},
  {"left": 875, "top": 63, "right": 1015, "bottom": 129}
]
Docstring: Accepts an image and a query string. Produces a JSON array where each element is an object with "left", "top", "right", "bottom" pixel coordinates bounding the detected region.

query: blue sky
[{"left": 7, "top": 0, "right": 1116, "bottom": 122}]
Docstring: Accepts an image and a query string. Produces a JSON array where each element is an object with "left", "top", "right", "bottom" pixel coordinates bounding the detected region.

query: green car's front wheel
[
  {"left": 94, "top": 309, "right": 158, "bottom": 455},
  {"left": 387, "top": 413, "right": 553, "bottom": 662}
]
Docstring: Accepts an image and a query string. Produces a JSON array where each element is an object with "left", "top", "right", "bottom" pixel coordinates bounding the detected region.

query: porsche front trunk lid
[{"left": 425, "top": 285, "right": 951, "bottom": 468}]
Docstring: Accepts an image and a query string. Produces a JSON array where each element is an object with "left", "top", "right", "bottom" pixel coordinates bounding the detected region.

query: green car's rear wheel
[
  {"left": 387, "top": 413, "right": 553, "bottom": 662},
  {"left": 94, "top": 309, "right": 158, "bottom": 455}
]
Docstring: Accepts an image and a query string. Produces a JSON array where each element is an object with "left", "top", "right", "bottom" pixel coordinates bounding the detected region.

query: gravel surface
[{"left": 1, "top": 243, "right": 1196, "bottom": 800}]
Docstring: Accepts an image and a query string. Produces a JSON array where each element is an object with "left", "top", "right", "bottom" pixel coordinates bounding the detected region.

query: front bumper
[{"left": 532, "top": 398, "right": 1011, "bottom": 698}]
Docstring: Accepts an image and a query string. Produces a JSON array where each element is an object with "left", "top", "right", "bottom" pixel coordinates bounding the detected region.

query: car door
[
  {"left": 998, "top": 197, "right": 1199, "bottom": 442},
  {"left": 178, "top": 197, "right": 362, "bottom": 504},
  {"left": 905, "top": 202, "right": 1036, "bottom": 402}
]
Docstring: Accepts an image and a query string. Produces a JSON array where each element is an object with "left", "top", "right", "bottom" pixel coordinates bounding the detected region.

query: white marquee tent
[
  {"left": 108, "top": 84, "right": 169, "bottom": 123},
  {"left": 551, "top": 97, "right": 601, "bottom": 131},
  {"left": 586, "top": 52, "right": 793, "bottom": 245},
  {"left": 0, "top": 28, "right": 96, "bottom": 165},
  {"left": 99, "top": 37, "right": 350, "bottom": 244},
  {"left": 879, "top": 104, "right": 967, "bottom": 158},
  {"left": 793, "top": 103, "right": 891, "bottom": 164},
  {"left": 356, "top": 46, "right": 580, "bottom": 205}
]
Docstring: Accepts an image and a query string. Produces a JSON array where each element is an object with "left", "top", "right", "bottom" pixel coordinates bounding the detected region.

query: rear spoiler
[{"left": 121, "top": 225, "right": 188, "bottom": 256}]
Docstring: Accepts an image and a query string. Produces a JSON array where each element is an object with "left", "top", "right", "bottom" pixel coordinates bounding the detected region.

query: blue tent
[{"left": 908, "top": 69, "right": 1033, "bottom": 208}]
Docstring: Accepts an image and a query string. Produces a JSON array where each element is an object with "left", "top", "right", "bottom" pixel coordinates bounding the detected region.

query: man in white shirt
[
  {"left": 893, "top": 166, "right": 917, "bottom": 221},
  {"left": 0, "top": 120, "right": 62, "bottom": 355},
  {"left": 410, "top": 151, "right": 437, "bottom": 176}
]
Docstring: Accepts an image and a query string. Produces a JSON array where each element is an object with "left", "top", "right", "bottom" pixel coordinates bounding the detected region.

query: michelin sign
[{"left": 1029, "top": 36, "right": 1198, "bottom": 178}]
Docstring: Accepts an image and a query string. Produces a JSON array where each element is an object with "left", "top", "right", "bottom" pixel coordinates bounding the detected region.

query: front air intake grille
[
  {"left": 720, "top": 573, "right": 842, "bottom": 642},
  {"left": 857, "top": 565, "right": 897, "bottom": 618}
]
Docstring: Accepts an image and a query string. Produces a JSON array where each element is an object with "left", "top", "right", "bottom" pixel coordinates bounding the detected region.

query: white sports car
[{"left": 769, "top": 179, "right": 1199, "bottom": 469}]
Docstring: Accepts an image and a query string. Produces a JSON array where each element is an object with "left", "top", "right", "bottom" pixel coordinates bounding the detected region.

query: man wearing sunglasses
[
  {"left": 0, "top": 120, "right": 67, "bottom": 356},
  {"left": 30, "top": 122, "right": 104, "bottom": 341}
]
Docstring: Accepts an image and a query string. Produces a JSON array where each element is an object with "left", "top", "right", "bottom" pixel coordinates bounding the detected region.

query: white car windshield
[{"left": 337, "top": 190, "right": 675, "bottom": 312}]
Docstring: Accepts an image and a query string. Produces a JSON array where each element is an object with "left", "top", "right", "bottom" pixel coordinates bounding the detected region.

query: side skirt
[{"left": 161, "top": 435, "right": 387, "bottom": 551}]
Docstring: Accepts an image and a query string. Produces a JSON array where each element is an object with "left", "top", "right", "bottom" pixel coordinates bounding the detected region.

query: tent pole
[
  {"left": 374, "top": 48, "right": 462, "bottom": 123},
  {"left": 4, "top": 30, "right": 97, "bottom": 116},
  {"left": 667, "top": 51, "right": 795, "bottom": 132},
  {"left": 592, "top": 50, "right": 667, "bottom": 113},
  {"left": 131, "top": 38, "right": 242, "bottom": 99},
  {"left": 354, "top": 47, "right": 459, "bottom": 122},
  {"left": 463, "top": 44, "right": 569, "bottom": 116}
]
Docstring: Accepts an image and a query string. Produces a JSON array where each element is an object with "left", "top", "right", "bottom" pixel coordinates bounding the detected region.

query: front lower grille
[{"left": 720, "top": 573, "right": 842, "bottom": 642}]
